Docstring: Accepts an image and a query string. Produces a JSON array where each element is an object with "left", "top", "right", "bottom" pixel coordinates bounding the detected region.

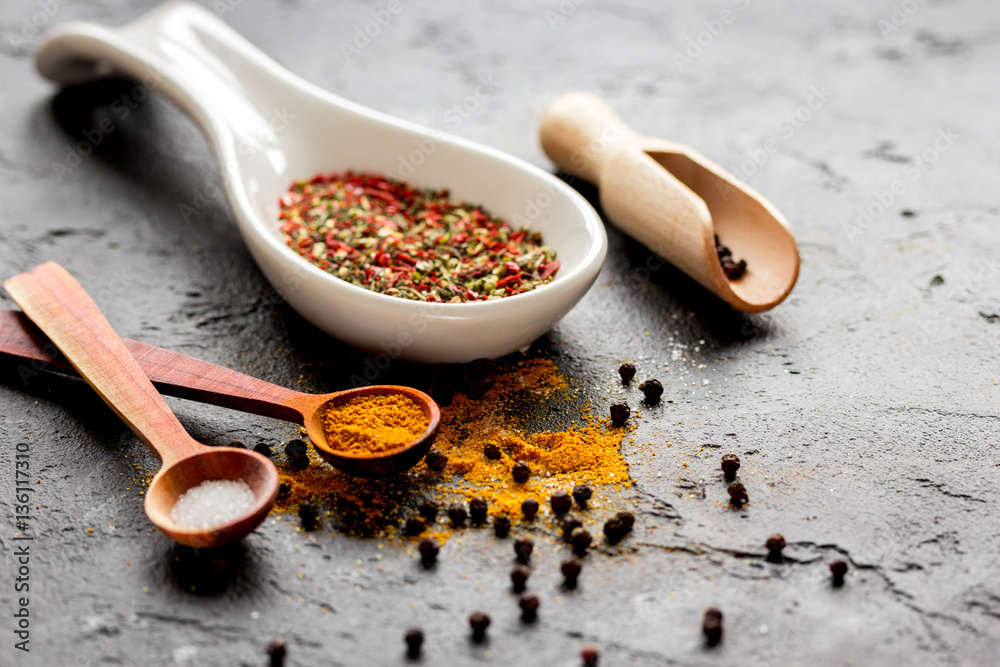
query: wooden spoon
[
  {"left": 0, "top": 309, "right": 440, "bottom": 479},
  {"left": 2, "top": 262, "right": 278, "bottom": 548},
  {"left": 540, "top": 92, "right": 800, "bottom": 313}
]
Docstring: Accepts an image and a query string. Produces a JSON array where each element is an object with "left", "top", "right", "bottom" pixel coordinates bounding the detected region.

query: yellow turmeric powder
[
  {"left": 321, "top": 393, "right": 428, "bottom": 454},
  {"left": 275, "top": 357, "right": 633, "bottom": 542}
]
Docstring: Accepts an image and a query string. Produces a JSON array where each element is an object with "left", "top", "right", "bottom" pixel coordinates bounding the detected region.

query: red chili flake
[
  {"left": 540, "top": 260, "right": 561, "bottom": 280},
  {"left": 278, "top": 171, "right": 559, "bottom": 302}
]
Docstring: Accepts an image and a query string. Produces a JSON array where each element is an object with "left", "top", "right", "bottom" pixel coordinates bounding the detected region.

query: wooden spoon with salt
[
  {"left": 0, "top": 307, "right": 440, "bottom": 478},
  {"left": 540, "top": 92, "right": 800, "bottom": 312},
  {"left": 3, "top": 262, "right": 279, "bottom": 548}
]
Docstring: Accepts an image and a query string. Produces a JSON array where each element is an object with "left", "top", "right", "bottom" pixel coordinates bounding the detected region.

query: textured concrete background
[{"left": 1, "top": 0, "right": 998, "bottom": 665}]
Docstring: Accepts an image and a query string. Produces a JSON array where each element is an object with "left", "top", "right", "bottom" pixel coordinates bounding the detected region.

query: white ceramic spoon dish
[{"left": 35, "top": 1, "right": 606, "bottom": 363}]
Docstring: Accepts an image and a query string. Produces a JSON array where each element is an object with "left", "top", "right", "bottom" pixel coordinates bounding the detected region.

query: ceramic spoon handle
[
  {"left": 34, "top": 1, "right": 294, "bottom": 150},
  {"left": 3, "top": 262, "right": 200, "bottom": 465},
  {"left": 0, "top": 308, "right": 310, "bottom": 424}
]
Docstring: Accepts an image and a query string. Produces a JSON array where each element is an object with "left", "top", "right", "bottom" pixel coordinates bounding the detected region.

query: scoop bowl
[
  {"left": 146, "top": 447, "right": 279, "bottom": 549},
  {"left": 303, "top": 385, "right": 441, "bottom": 478}
]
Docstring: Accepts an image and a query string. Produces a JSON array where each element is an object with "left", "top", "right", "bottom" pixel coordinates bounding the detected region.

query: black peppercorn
[
  {"left": 609, "top": 402, "right": 630, "bottom": 427},
  {"left": 419, "top": 501, "right": 438, "bottom": 522},
  {"left": 728, "top": 481, "right": 749, "bottom": 507},
  {"left": 512, "top": 460, "right": 531, "bottom": 483},
  {"left": 493, "top": 515, "right": 511, "bottom": 538},
  {"left": 618, "top": 362, "right": 636, "bottom": 384},
  {"left": 581, "top": 644, "right": 600, "bottom": 667},
  {"left": 404, "top": 627, "right": 423, "bottom": 660},
  {"left": 469, "top": 612, "right": 491, "bottom": 642},
  {"left": 521, "top": 498, "right": 539, "bottom": 521},
  {"left": 616, "top": 511, "right": 635, "bottom": 531},
  {"left": 561, "top": 513, "right": 583, "bottom": 540},
  {"left": 418, "top": 537, "right": 440, "bottom": 568},
  {"left": 424, "top": 448, "right": 448, "bottom": 472},
  {"left": 703, "top": 607, "right": 723, "bottom": 646},
  {"left": 765, "top": 533, "right": 786, "bottom": 563},
  {"left": 561, "top": 557, "right": 582, "bottom": 589},
  {"left": 510, "top": 565, "right": 530, "bottom": 593},
  {"left": 550, "top": 490, "right": 572, "bottom": 516},
  {"left": 483, "top": 443, "right": 502, "bottom": 460},
  {"left": 448, "top": 504, "right": 468, "bottom": 528},
  {"left": 830, "top": 559, "right": 848, "bottom": 587},
  {"left": 277, "top": 481, "right": 291, "bottom": 501},
  {"left": 570, "top": 527, "right": 593, "bottom": 556},
  {"left": 603, "top": 511, "right": 633, "bottom": 545},
  {"left": 572, "top": 484, "right": 593, "bottom": 509},
  {"left": 285, "top": 439, "right": 309, "bottom": 470},
  {"left": 720, "top": 453, "right": 740, "bottom": 480},
  {"left": 514, "top": 537, "right": 534, "bottom": 564},
  {"left": 716, "top": 235, "right": 748, "bottom": 280},
  {"left": 469, "top": 497, "right": 488, "bottom": 525},
  {"left": 432, "top": 384, "right": 454, "bottom": 407},
  {"left": 230, "top": 440, "right": 246, "bottom": 449},
  {"left": 603, "top": 518, "right": 625, "bottom": 544},
  {"left": 298, "top": 501, "right": 319, "bottom": 532},
  {"left": 403, "top": 516, "right": 425, "bottom": 537},
  {"left": 639, "top": 379, "right": 663, "bottom": 403},
  {"left": 267, "top": 637, "right": 287, "bottom": 667},
  {"left": 721, "top": 257, "right": 747, "bottom": 280},
  {"left": 715, "top": 236, "right": 729, "bottom": 258},
  {"left": 519, "top": 593, "right": 540, "bottom": 623},
  {"left": 253, "top": 442, "right": 271, "bottom": 457}
]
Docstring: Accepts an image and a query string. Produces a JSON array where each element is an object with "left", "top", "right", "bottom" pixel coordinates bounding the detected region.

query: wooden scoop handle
[
  {"left": 539, "top": 91, "right": 639, "bottom": 184},
  {"left": 3, "top": 262, "right": 200, "bottom": 464},
  {"left": 0, "top": 308, "right": 309, "bottom": 424}
]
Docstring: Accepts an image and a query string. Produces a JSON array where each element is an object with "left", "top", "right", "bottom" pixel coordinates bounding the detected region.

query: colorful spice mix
[
  {"left": 278, "top": 171, "right": 560, "bottom": 302},
  {"left": 320, "top": 393, "right": 428, "bottom": 454}
]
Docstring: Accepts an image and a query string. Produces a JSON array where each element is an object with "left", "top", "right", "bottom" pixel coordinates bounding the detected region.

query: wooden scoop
[
  {"left": 3, "top": 262, "right": 279, "bottom": 548},
  {"left": 540, "top": 92, "right": 800, "bottom": 312},
  {"left": 0, "top": 310, "right": 440, "bottom": 479}
]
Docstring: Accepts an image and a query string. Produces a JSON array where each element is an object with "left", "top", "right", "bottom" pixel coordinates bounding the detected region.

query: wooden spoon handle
[
  {"left": 539, "top": 91, "right": 639, "bottom": 184},
  {"left": 3, "top": 262, "right": 200, "bottom": 464},
  {"left": 0, "top": 308, "right": 309, "bottom": 424}
]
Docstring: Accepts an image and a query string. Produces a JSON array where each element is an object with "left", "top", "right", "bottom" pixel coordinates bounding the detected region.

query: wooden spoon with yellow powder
[{"left": 0, "top": 308, "right": 439, "bottom": 478}]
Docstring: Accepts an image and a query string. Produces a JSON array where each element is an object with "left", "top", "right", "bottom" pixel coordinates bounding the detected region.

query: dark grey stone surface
[{"left": 1, "top": 0, "right": 998, "bottom": 665}]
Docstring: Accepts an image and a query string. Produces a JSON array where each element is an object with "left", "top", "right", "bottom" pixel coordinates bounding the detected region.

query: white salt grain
[{"left": 170, "top": 479, "right": 256, "bottom": 529}]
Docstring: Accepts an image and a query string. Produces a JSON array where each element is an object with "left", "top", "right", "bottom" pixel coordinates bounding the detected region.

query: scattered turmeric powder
[
  {"left": 274, "top": 357, "right": 633, "bottom": 543},
  {"left": 321, "top": 393, "right": 428, "bottom": 454}
]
